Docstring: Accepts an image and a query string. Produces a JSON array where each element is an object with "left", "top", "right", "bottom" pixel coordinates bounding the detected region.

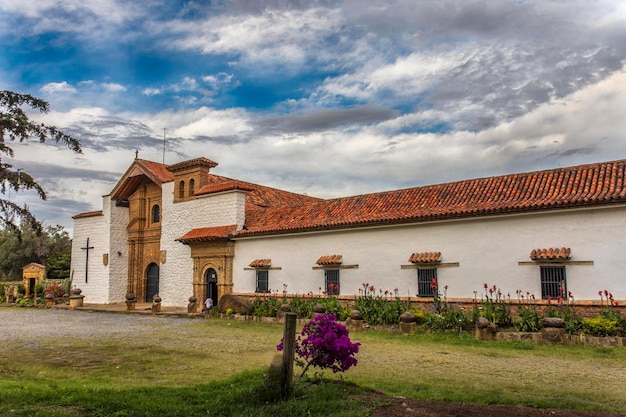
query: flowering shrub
[
  {"left": 43, "top": 285, "right": 65, "bottom": 298},
  {"left": 277, "top": 313, "right": 360, "bottom": 378}
]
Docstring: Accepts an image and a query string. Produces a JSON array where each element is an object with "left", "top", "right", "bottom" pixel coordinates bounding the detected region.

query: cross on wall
[{"left": 80, "top": 237, "right": 94, "bottom": 283}]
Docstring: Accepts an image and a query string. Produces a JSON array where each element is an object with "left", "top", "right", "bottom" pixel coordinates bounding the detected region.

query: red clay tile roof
[
  {"left": 234, "top": 159, "right": 626, "bottom": 237},
  {"left": 140, "top": 159, "right": 175, "bottom": 183},
  {"left": 530, "top": 247, "right": 571, "bottom": 261},
  {"left": 197, "top": 181, "right": 255, "bottom": 196},
  {"left": 409, "top": 252, "right": 441, "bottom": 263},
  {"left": 72, "top": 210, "right": 103, "bottom": 219},
  {"left": 316, "top": 255, "right": 342, "bottom": 265},
  {"left": 249, "top": 259, "right": 271, "bottom": 267},
  {"left": 176, "top": 225, "right": 238, "bottom": 244}
]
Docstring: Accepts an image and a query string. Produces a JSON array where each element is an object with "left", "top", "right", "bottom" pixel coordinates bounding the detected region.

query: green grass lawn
[{"left": 1, "top": 314, "right": 625, "bottom": 416}]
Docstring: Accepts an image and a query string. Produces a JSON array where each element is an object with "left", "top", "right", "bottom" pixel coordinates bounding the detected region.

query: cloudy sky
[{"left": 1, "top": 0, "right": 626, "bottom": 233}]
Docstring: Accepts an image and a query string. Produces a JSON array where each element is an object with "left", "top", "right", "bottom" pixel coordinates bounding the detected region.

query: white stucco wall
[
  {"left": 232, "top": 206, "right": 626, "bottom": 301},
  {"left": 70, "top": 210, "right": 108, "bottom": 303},
  {"left": 159, "top": 184, "right": 246, "bottom": 306},
  {"left": 106, "top": 197, "right": 129, "bottom": 303}
]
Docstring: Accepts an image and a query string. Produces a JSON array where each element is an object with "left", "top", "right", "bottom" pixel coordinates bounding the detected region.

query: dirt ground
[{"left": 366, "top": 396, "right": 626, "bottom": 417}]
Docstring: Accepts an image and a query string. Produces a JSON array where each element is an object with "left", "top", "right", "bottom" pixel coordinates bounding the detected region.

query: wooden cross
[{"left": 81, "top": 237, "right": 94, "bottom": 283}]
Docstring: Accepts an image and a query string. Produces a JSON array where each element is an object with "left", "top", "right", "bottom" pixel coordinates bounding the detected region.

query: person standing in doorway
[{"left": 203, "top": 297, "right": 213, "bottom": 317}]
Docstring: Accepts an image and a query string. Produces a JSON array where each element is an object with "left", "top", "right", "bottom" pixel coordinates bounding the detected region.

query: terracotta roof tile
[
  {"left": 72, "top": 210, "right": 103, "bottom": 219},
  {"left": 176, "top": 225, "right": 237, "bottom": 244},
  {"left": 249, "top": 259, "right": 271, "bottom": 267},
  {"left": 197, "top": 181, "right": 255, "bottom": 196},
  {"left": 530, "top": 247, "right": 571, "bottom": 261},
  {"left": 139, "top": 159, "right": 174, "bottom": 183},
  {"left": 234, "top": 159, "right": 626, "bottom": 237},
  {"left": 408, "top": 252, "right": 441, "bottom": 263},
  {"left": 316, "top": 255, "right": 342, "bottom": 265}
]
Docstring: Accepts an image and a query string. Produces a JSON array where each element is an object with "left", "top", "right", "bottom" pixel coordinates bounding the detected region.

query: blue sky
[{"left": 1, "top": 0, "right": 626, "bottom": 232}]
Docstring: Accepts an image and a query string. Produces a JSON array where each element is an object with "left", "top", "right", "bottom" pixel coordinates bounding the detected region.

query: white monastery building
[{"left": 71, "top": 156, "right": 626, "bottom": 307}]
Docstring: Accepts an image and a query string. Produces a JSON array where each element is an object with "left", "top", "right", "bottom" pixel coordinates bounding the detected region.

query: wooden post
[{"left": 281, "top": 312, "right": 297, "bottom": 396}]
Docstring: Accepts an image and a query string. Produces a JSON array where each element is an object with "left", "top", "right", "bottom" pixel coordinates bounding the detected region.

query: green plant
[
  {"left": 246, "top": 294, "right": 281, "bottom": 317},
  {"left": 474, "top": 283, "right": 513, "bottom": 328},
  {"left": 354, "top": 283, "right": 408, "bottom": 325},
  {"left": 515, "top": 305, "right": 540, "bottom": 332},
  {"left": 581, "top": 317, "right": 621, "bottom": 337}
]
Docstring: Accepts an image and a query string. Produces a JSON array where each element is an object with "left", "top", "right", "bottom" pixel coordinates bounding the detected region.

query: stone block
[{"left": 541, "top": 327, "right": 565, "bottom": 344}]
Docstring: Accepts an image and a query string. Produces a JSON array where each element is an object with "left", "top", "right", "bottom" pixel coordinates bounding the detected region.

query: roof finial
[{"left": 135, "top": 150, "right": 139, "bottom": 160}]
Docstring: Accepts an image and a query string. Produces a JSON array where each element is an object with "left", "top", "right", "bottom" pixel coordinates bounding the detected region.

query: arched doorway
[
  {"left": 146, "top": 263, "right": 160, "bottom": 302},
  {"left": 205, "top": 268, "right": 218, "bottom": 307}
]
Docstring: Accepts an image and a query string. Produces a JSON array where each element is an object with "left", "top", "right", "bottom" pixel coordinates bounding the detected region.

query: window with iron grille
[
  {"left": 540, "top": 265, "right": 566, "bottom": 299},
  {"left": 325, "top": 269, "right": 340, "bottom": 295},
  {"left": 256, "top": 270, "right": 269, "bottom": 293},
  {"left": 417, "top": 268, "right": 437, "bottom": 297}
]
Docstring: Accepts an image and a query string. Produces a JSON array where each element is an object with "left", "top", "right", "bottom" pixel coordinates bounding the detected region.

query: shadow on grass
[{"left": 0, "top": 370, "right": 373, "bottom": 417}]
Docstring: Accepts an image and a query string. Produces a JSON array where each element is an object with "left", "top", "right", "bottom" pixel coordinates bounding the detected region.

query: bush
[
  {"left": 277, "top": 313, "right": 360, "bottom": 378},
  {"left": 246, "top": 296, "right": 281, "bottom": 317},
  {"left": 581, "top": 317, "right": 621, "bottom": 337},
  {"left": 43, "top": 284, "right": 65, "bottom": 298}
]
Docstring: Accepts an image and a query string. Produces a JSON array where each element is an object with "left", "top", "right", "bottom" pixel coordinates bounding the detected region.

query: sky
[{"left": 1, "top": 0, "right": 626, "bottom": 233}]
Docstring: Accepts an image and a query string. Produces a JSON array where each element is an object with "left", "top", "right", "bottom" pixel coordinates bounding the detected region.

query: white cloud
[
  {"left": 143, "top": 88, "right": 160, "bottom": 96},
  {"left": 102, "top": 82, "right": 127, "bottom": 92},
  {"left": 166, "top": 7, "right": 343, "bottom": 68},
  {"left": 41, "top": 81, "right": 77, "bottom": 94}
]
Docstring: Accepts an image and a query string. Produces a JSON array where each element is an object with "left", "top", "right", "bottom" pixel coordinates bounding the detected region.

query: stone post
[
  {"left": 540, "top": 317, "right": 565, "bottom": 344},
  {"left": 187, "top": 296, "right": 198, "bottom": 314},
  {"left": 345, "top": 310, "right": 364, "bottom": 332},
  {"left": 69, "top": 288, "right": 84, "bottom": 309},
  {"left": 44, "top": 293, "right": 55, "bottom": 308},
  {"left": 312, "top": 303, "right": 326, "bottom": 318},
  {"left": 151, "top": 294, "right": 162, "bottom": 313},
  {"left": 399, "top": 311, "right": 418, "bottom": 334},
  {"left": 276, "top": 303, "right": 291, "bottom": 323},
  {"left": 125, "top": 293, "right": 137, "bottom": 311},
  {"left": 474, "top": 316, "right": 497, "bottom": 341}
]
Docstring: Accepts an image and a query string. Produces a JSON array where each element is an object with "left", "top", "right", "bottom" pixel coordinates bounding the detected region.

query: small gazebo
[{"left": 22, "top": 262, "right": 46, "bottom": 297}]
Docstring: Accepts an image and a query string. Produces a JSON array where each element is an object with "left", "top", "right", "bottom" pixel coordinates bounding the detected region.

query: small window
[
  {"left": 151, "top": 205, "right": 160, "bottom": 223},
  {"left": 189, "top": 179, "right": 195, "bottom": 196},
  {"left": 417, "top": 268, "right": 437, "bottom": 297},
  {"left": 325, "top": 269, "right": 340, "bottom": 295},
  {"left": 179, "top": 180, "right": 185, "bottom": 199},
  {"left": 541, "top": 265, "right": 566, "bottom": 299},
  {"left": 256, "top": 270, "right": 269, "bottom": 293}
]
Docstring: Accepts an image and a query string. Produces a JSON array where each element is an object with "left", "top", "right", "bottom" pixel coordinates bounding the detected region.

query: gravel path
[{"left": 0, "top": 307, "right": 192, "bottom": 340}]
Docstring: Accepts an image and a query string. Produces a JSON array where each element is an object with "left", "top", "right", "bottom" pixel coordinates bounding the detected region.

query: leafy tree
[
  {"left": 44, "top": 225, "right": 72, "bottom": 279},
  {"left": 0, "top": 223, "right": 47, "bottom": 281},
  {"left": 0, "top": 91, "right": 82, "bottom": 233},
  {"left": 0, "top": 224, "right": 72, "bottom": 281}
]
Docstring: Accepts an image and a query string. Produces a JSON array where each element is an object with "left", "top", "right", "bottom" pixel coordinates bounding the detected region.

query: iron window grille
[
  {"left": 417, "top": 268, "right": 438, "bottom": 297},
  {"left": 325, "top": 269, "right": 340, "bottom": 295},
  {"left": 540, "top": 265, "right": 566, "bottom": 299},
  {"left": 256, "top": 270, "right": 269, "bottom": 293}
]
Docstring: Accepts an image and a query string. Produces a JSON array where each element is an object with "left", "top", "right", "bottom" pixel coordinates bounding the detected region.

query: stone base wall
[{"left": 493, "top": 331, "right": 626, "bottom": 347}]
